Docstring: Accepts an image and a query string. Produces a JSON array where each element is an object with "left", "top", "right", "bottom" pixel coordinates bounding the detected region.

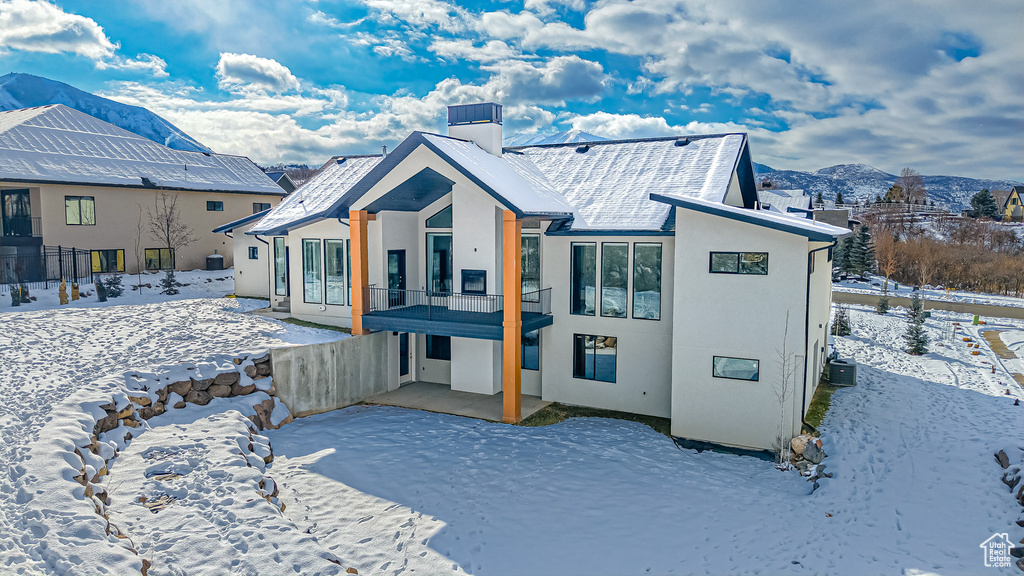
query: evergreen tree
[
  {"left": 160, "top": 270, "right": 180, "bottom": 295},
  {"left": 816, "top": 191, "right": 824, "bottom": 206},
  {"left": 858, "top": 225, "right": 875, "bottom": 274},
  {"left": 831, "top": 305, "right": 852, "bottom": 336},
  {"left": 834, "top": 237, "right": 854, "bottom": 276},
  {"left": 968, "top": 188, "right": 999, "bottom": 219},
  {"left": 101, "top": 274, "right": 124, "bottom": 298},
  {"left": 904, "top": 291, "right": 929, "bottom": 354},
  {"left": 876, "top": 288, "right": 890, "bottom": 314},
  {"left": 874, "top": 194, "right": 883, "bottom": 204},
  {"left": 835, "top": 190, "right": 845, "bottom": 205}
]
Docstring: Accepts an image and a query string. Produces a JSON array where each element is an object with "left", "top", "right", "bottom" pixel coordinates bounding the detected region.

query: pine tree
[
  {"left": 904, "top": 291, "right": 929, "bottom": 354},
  {"left": 858, "top": 225, "right": 875, "bottom": 275},
  {"left": 160, "top": 270, "right": 180, "bottom": 295},
  {"left": 816, "top": 191, "right": 824, "bottom": 206},
  {"left": 876, "top": 287, "right": 890, "bottom": 314},
  {"left": 102, "top": 274, "right": 124, "bottom": 298},
  {"left": 874, "top": 194, "right": 883, "bottom": 204},
  {"left": 831, "top": 305, "right": 852, "bottom": 336},
  {"left": 835, "top": 191, "right": 845, "bottom": 205},
  {"left": 968, "top": 189, "right": 999, "bottom": 219}
]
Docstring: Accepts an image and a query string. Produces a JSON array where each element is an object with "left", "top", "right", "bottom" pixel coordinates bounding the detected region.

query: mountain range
[
  {"left": 505, "top": 129, "right": 607, "bottom": 147},
  {"left": 753, "top": 162, "right": 1021, "bottom": 210},
  {"left": 0, "top": 73, "right": 211, "bottom": 153}
]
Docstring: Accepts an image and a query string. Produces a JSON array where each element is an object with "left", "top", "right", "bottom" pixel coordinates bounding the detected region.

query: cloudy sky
[{"left": 0, "top": 0, "right": 1021, "bottom": 179}]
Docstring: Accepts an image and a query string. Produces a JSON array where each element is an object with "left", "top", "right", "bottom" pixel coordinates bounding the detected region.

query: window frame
[
  {"left": 712, "top": 355, "right": 760, "bottom": 382},
  {"left": 346, "top": 239, "right": 352, "bottom": 305},
  {"left": 631, "top": 242, "right": 662, "bottom": 321},
  {"left": 521, "top": 234, "right": 541, "bottom": 297},
  {"left": 302, "top": 238, "right": 323, "bottom": 304},
  {"left": 253, "top": 202, "right": 271, "bottom": 213},
  {"left": 248, "top": 246, "right": 259, "bottom": 260},
  {"left": 709, "top": 251, "right": 769, "bottom": 275},
  {"left": 572, "top": 333, "right": 617, "bottom": 383},
  {"left": 324, "top": 239, "right": 346, "bottom": 306},
  {"left": 91, "top": 249, "right": 125, "bottom": 273},
  {"left": 274, "top": 237, "right": 287, "bottom": 297},
  {"left": 569, "top": 242, "right": 596, "bottom": 316},
  {"left": 64, "top": 195, "right": 95, "bottom": 226},
  {"left": 522, "top": 329, "right": 540, "bottom": 371},
  {"left": 144, "top": 248, "right": 174, "bottom": 271},
  {"left": 426, "top": 232, "right": 453, "bottom": 294},
  {"left": 206, "top": 200, "right": 224, "bottom": 212},
  {"left": 426, "top": 335, "right": 452, "bottom": 361},
  {"left": 425, "top": 204, "right": 453, "bottom": 228},
  {"left": 600, "top": 242, "right": 628, "bottom": 318}
]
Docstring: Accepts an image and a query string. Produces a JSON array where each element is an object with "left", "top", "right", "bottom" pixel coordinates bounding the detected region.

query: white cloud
[
  {"left": 569, "top": 111, "right": 747, "bottom": 140},
  {"left": 95, "top": 53, "right": 169, "bottom": 77},
  {"left": 482, "top": 56, "right": 607, "bottom": 105},
  {"left": 215, "top": 52, "right": 300, "bottom": 92},
  {"left": 0, "top": 0, "right": 115, "bottom": 59},
  {"left": 361, "top": 0, "right": 469, "bottom": 32},
  {"left": 308, "top": 10, "right": 365, "bottom": 29},
  {"left": 428, "top": 39, "right": 518, "bottom": 63},
  {"left": 352, "top": 32, "right": 421, "bottom": 62}
]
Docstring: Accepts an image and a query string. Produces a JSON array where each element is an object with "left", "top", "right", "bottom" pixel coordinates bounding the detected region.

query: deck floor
[{"left": 362, "top": 381, "right": 551, "bottom": 422}]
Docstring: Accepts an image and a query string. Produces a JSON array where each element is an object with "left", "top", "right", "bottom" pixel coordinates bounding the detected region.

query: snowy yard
[
  {"left": 835, "top": 273, "right": 1024, "bottom": 309},
  {"left": 2, "top": 289, "right": 1023, "bottom": 574}
]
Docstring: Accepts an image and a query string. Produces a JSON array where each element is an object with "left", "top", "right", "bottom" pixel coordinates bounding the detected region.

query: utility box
[
  {"left": 829, "top": 359, "right": 857, "bottom": 387},
  {"left": 206, "top": 254, "right": 224, "bottom": 271}
]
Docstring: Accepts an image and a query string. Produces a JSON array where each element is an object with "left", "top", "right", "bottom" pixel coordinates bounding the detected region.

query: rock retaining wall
[{"left": 995, "top": 447, "right": 1024, "bottom": 571}]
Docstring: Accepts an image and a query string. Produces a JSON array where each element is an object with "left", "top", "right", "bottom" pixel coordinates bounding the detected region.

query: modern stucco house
[
  {"left": 0, "top": 104, "right": 285, "bottom": 280},
  {"left": 232, "top": 103, "right": 849, "bottom": 452}
]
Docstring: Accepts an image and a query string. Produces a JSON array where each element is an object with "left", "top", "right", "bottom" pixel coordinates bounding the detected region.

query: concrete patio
[{"left": 362, "top": 381, "right": 551, "bottom": 422}]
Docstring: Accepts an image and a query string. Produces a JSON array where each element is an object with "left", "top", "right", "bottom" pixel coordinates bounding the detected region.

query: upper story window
[
  {"left": 570, "top": 242, "right": 596, "bottom": 315},
  {"left": 633, "top": 243, "right": 662, "bottom": 320},
  {"left": 601, "top": 242, "right": 628, "bottom": 318},
  {"left": 522, "top": 235, "right": 540, "bottom": 295},
  {"left": 207, "top": 201, "right": 224, "bottom": 211},
  {"left": 65, "top": 196, "right": 95, "bottom": 225},
  {"left": 709, "top": 252, "right": 768, "bottom": 275},
  {"left": 253, "top": 202, "right": 271, "bottom": 213},
  {"left": 426, "top": 205, "right": 452, "bottom": 228}
]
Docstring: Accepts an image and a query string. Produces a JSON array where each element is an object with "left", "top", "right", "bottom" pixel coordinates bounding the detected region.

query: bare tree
[
  {"left": 146, "top": 192, "right": 198, "bottom": 270},
  {"left": 133, "top": 203, "right": 145, "bottom": 293},
  {"left": 874, "top": 231, "right": 898, "bottom": 291},
  {"left": 896, "top": 167, "right": 927, "bottom": 205},
  {"left": 772, "top": 312, "right": 798, "bottom": 469}
]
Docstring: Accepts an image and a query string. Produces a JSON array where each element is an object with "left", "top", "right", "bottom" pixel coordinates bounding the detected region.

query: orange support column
[
  {"left": 502, "top": 210, "right": 523, "bottom": 423},
  {"left": 350, "top": 210, "right": 371, "bottom": 335}
]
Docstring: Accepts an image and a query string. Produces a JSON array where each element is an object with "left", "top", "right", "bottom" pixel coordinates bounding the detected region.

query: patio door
[
  {"left": 387, "top": 250, "right": 406, "bottom": 306},
  {"left": 2, "top": 189, "right": 31, "bottom": 237},
  {"left": 398, "top": 332, "right": 413, "bottom": 384}
]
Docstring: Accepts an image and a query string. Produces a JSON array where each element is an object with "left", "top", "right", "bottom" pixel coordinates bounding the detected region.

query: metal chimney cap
[{"left": 447, "top": 102, "right": 502, "bottom": 126}]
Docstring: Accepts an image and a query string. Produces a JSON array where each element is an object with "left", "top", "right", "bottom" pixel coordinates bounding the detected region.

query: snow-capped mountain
[
  {"left": 0, "top": 73, "right": 211, "bottom": 153},
  {"left": 505, "top": 129, "right": 608, "bottom": 147},
  {"left": 754, "top": 162, "right": 1022, "bottom": 210}
]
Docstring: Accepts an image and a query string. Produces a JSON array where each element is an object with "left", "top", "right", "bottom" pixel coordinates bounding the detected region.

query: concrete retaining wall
[
  {"left": 833, "top": 291, "right": 1024, "bottom": 320},
  {"left": 271, "top": 332, "right": 390, "bottom": 417}
]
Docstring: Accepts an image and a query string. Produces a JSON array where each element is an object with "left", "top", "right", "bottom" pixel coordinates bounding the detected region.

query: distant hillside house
[
  {"left": 220, "top": 102, "right": 849, "bottom": 452},
  {"left": 264, "top": 171, "right": 298, "bottom": 194},
  {"left": 0, "top": 104, "right": 285, "bottom": 277},
  {"left": 1002, "top": 186, "right": 1024, "bottom": 222}
]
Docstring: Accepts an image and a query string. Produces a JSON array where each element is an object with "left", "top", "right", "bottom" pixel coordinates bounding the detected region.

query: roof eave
[
  {"left": 213, "top": 209, "right": 270, "bottom": 234},
  {"left": 650, "top": 193, "right": 846, "bottom": 242}
]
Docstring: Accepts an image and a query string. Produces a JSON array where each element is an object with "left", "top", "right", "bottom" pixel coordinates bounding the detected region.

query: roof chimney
[{"left": 447, "top": 102, "right": 502, "bottom": 156}]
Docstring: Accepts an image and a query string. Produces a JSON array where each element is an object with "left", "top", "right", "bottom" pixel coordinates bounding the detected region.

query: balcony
[
  {"left": 363, "top": 287, "right": 553, "bottom": 340},
  {"left": 1, "top": 216, "right": 42, "bottom": 246}
]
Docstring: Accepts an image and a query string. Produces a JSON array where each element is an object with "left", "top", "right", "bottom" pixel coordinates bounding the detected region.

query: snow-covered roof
[
  {"left": 212, "top": 209, "right": 270, "bottom": 234},
  {"left": 510, "top": 135, "right": 749, "bottom": 231},
  {"left": 0, "top": 104, "right": 283, "bottom": 195},
  {"left": 249, "top": 154, "right": 383, "bottom": 235},
  {"left": 421, "top": 133, "right": 575, "bottom": 217},
  {"left": 651, "top": 193, "right": 851, "bottom": 242},
  {"left": 758, "top": 189, "right": 811, "bottom": 214}
]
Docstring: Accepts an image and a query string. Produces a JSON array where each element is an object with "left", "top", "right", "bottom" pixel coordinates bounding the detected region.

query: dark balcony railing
[
  {"left": 2, "top": 216, "right": 41, "bottom": 237},
  {"left": 522, "top": 288, "right": 552, "bottom": 315},
  {"left": 366, "top": 286, "right": 552, "bottom": 323}
]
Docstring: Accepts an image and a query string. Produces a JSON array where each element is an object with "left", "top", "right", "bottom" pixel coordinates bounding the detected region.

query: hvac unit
[{"left": 829, "top": 359, "right": 857, "bottom": 387}]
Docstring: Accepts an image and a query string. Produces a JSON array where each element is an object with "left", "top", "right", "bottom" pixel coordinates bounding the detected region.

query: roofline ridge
[{"left": 506, "top": 132, "right": 749, "bottom": 151}]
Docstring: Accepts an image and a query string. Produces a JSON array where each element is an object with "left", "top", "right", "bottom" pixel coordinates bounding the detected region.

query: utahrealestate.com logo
[{"left": 979, "top": 533, "right": 1016, "bottom": 569}]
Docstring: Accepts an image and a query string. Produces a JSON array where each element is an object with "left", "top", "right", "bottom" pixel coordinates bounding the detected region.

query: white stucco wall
[
  {"left": 286, "top": 219, "right": 352, "bottom": 328},
  {"left": 670, "top": 208, "right": 812, "bottom": 451},
  {"left": 230, "top": 221, "right": 270, "bottom": 298}
]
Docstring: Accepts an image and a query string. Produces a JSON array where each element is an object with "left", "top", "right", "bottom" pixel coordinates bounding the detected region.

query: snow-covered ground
[
  {"left": 0, "top": 296, "right": 342, "bottom": 574},
  {"left": 0, "top": 268, "right": 237, "bottom": 313},
  {"left": 835, "top": 273, "right": 1024, "bottom": 309}
]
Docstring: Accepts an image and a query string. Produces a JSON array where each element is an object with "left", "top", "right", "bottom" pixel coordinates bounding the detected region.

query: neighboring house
[
  {"left": 212, "top": 210, "right": 271, "bottom": 298},
  {"left": 0, "top": 104, "right": 285, "bottom": 279},
  {"left": 240, "top": 102, "right": 849, "bottom": 452},
  {"left": 1002, "top": 186, "right": 1024, "bottom": 221},
  {"left": 265, "top": 171, "right": 298, "bottom": 194},
  {"left": 758, "top": 189, "right": 811, "bottom": 215}
]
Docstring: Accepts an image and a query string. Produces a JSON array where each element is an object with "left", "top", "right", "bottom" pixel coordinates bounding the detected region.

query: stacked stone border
[
  {"left": 995, "top": 447, "right": 1024, "bottom": 571},
  {"left": 68, "top": 352, "right": 297, "bottom": 575}
]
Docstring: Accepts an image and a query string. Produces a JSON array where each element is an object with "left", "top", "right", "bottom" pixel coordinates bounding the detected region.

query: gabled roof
[
  {"left": 212, "top": 209, "right": 270, "bottom": 234},
  {"left": 758, "top": 189, "right": 811, "bottom": 214},
  {"left": 0, "top": 104, "right": 283, "bottom": 195},
  {"left": 509, "top": 134, "right": 756, "bottom": 231},
  {"left": 249, "top": 154, "right": 383, "bottom": 235},
  {"left": 651, "top": 194, "right": 851, "bottom": 242},
  {"left": 1003, "top": 186, "right": 1024, "bottom": 209}
]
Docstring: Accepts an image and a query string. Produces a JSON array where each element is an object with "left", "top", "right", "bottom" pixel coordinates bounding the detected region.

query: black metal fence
[
  {"left": 365, "top": 286, "right": 552, "bottom": 322},
  {"left": 1, "top": 245, "right": 94, "bottom": 289}
]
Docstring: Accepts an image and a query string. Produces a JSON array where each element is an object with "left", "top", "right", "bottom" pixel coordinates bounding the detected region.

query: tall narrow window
[
  {"left": 522, "top": 235, "right": 540, "bottom": 296},
  {"left": 570, "top": 243, "right": 596, "bottom": 315},
  {"left": 325, "top": 239, "right": 345, "bottom": 305},
  {"left": 601, "top": 242, "right": 628, "bottom": 318},
  {"left": 522, "top": 329, "right": 540, "bottom": 370},
  {"left": 426, "top": 233, "right": 453, "bottom": 293},
  {"left": 302, "top": 239, "right": 322, "bottom": 303},
  {"left": 346, "top": 239, "right": 352, "bottom": 305},
  {"left": 425, "top": 205, "right": 453, "bottom": 228},
  {"left": 274, "top": 237, "right": 287, "bottom": 296},
  {"left": 572, "top": 334, "right": 617, "bottom": 382},
  {"left": 65, "top": 196, "right": 95, "bottom": 225},
  {"left": 632, "top": 243, "right": 662, "bottom": 320}
]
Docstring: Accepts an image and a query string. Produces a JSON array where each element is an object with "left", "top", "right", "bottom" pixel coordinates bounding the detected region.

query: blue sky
[{"left": 0, "top": 0, "right": 1021, "bottom": 179}]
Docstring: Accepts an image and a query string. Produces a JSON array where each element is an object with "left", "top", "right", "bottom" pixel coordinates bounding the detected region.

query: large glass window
[
  {"left": 426, "top": 335, "right": 451, "bottom": 360},
  {"left": 274, "top": 237, "right": 287, "bottom": 296},
  {"left": 632, "top": 243, "right": 662, "bottom": 320},
  {"left": 573, "top": 334, "right": 616, "bottom": 382},
  {"left": 91, "top": 249, "right": 124, "bottom": 273},
  {"left": 601, "top": 242, "right": 628, "bottom": 318},
  {"left": 710, "top": 252, "right": 769, "bottom": 275},
  {"left": 570, "top": 242, "right": 596, "bottom": 315},
  {"left": 144, "top": 248, "right": 174, "bottom": 270},
  {"left": 522, "top": 329, "right": 540, "bottom": 370},
  {"left": 522, "top": 235, "right": 540, "bottom": 296},
  {"left": 346, "top": 239, "right": 352, "bottom": 305},
  {"left": 325, "top": 239, "right": 345, "bottom": 305},
  {"left": 65, "top": 196, "right": 95, "bottom": 225},
  {"left": 427, "top": 233, "right": 453, "bottom": 293},
  {"left": 302, "top": 239, "right": 322, "bottom": 303},
  {"left": 425, "top": 205, "right": 452, "bottom": 228},
  {"left": 713, "top": 356, "right": 760, "bottom": 381}
]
